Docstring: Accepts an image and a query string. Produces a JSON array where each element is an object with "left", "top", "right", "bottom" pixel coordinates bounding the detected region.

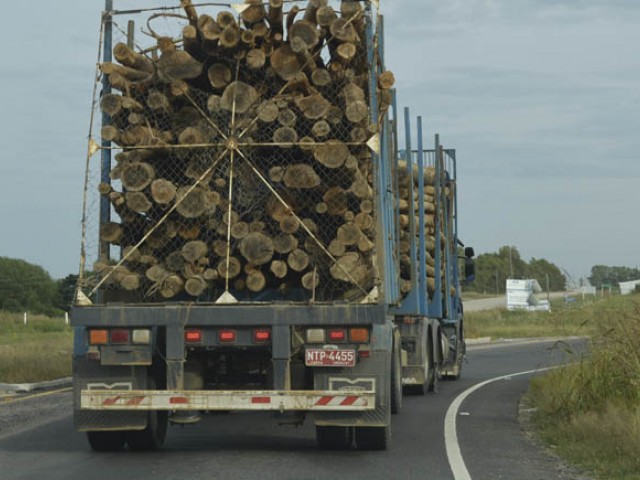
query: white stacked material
[
  {"left": 580, "top": 286, "right": 597, "bottom": 296},
  {"left": 619, "top": 280, "right": 640, "bottom": 295},
  {"left": 506, "top": 279, "right": 550, "bottom": 312}
]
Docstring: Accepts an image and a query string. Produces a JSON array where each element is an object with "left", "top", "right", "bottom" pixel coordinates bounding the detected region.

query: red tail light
[
  {"left": 185, "top": 329, "right": 202, "bottom": 343},
  {"left": 110, "top": 329, "right": 130, "bottom": 344},
  {"left": 253, "top": 329, "right": 271, "bottom": 343},
  {"left": 219, "top": 329, "right": 237, "bottom": 343},
  {"left": 328, "top": 329, "right": 346, "bottom": 341}
]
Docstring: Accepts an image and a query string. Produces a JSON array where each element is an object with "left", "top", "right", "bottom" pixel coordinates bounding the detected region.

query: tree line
[
  {"left": 2, "top": 254, "right": 638, "bottom": 313},
  {"left": 588, "top": 265, "right": 640, "bottom": 289},
  {"left": 465, "top": 246, "right": 566, "bottom": 294},
  {"left": 0, "top": 257, "right": 77, "bottom": 316}
]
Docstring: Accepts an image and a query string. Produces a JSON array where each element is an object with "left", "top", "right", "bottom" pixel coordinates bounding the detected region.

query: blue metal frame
[
  {"left": 371, "top": 13, "right": 399, "bottom": 305},
  {"left": 100, "top": 0, "right": 114, "bottom": 261}
]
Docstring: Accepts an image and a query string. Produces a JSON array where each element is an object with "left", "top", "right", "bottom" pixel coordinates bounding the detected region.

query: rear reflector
[
  {"left": 328, "top": 329, "right": 346, "bottom": 341},
  {"left": 253, "top": 329, "right": 271, "bottom": 343},
  {"left": 110, "top": 329, "right": 130, "bottom": 344},
  {"left": 185, "top": 329, "right": 202, "bottom": 343},
  {"left": 306, "top": 328, "right": 325, "bottom": 343},
  {"left": 219, "top": 330, "right": 237, "bottom": 343},
  {"left": 89, "top": 329, "right": 108, "bottom": 345},
  {"left": 132, "top": 329, "right": 151, "bottom": 345},
  {"left": 349, "top": 328, "right": 369, "bottom": 343}
]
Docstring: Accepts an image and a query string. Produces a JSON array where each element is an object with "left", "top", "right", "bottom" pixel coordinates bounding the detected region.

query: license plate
[{"left": 305, "top": 349, "right": 356, "bottom": 367}]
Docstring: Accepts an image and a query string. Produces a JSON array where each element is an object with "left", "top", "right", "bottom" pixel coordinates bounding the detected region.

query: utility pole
[
  {"left": 509, "top": 246, "right": 514, "bottom": 279},
  {"left": 495, "top": 268, "right": 499, "bottom": 294}
]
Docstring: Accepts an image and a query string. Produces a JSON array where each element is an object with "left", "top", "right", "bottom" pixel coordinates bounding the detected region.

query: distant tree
[
  {"left": 467, "top": 246, "right": 566, "bottom": 293},
  {"left": 0, "top": 257, "right": 61, "bottom": 315},
  {"left": 588, "top": 265, "right": 640, "bottom": 288},
  {"left": 56, "top": 274, "right": 79, "bottom": 311}
]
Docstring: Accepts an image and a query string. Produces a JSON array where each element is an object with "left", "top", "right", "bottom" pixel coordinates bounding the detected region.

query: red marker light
[
  {"left": 253, "top": 329, "right": 271, "bottom": 343},
  {"left": 110, "top": 329, "right": 130, "bottom": 344},
  {"left": 185, "top": 329, "right": 202, "bottom": 343},
  {"left": 328, "top": 329, "right": 346, "bottom": 341},
  {"left": 219, "top": 329, "right": 237, "bottom": 343}
]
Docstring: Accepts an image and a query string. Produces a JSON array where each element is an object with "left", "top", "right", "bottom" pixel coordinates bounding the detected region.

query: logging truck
[{"left": 71, "top": 0, "right": 475, "bottom": 452}]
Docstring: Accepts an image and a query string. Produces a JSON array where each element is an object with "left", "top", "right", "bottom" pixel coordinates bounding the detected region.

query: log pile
[
  {"left": 96, "top": 0, "right": 394, "bottom": 301},
  {"left": 396, "top": 160, "right": 450, "bottom": 297}
]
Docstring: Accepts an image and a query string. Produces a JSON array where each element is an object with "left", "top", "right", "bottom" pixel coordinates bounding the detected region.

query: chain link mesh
[{"left": 82, "top": 1, "right": 386, "bottom": 304}]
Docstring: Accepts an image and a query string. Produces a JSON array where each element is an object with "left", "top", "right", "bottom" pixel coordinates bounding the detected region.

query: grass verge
[
  {"left": 0, "top": 311, "right": 72, "bottom": 383},
  {"left": 526, "top": 295, "right": 640, "bottom": 479},
  {"left": 464, "top": 294, "right": 634, "bottom": 339}
]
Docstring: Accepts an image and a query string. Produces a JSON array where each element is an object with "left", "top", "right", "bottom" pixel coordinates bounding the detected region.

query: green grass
[
  {"left": 0, "top": 311, "right": 73, "bottom": 383},
  {"left": 465, "top": 294, "right": 636, "bottom": 340},
  {"left": 525, "top": 294, "right": 640, "bottom": 479}
]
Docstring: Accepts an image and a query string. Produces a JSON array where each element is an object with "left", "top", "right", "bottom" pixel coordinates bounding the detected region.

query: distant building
[{"left": 619, "top": 280, "right": 640, "bottom": 295}]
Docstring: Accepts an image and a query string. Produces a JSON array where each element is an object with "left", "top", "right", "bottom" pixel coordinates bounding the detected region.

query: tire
[
  {"left": 428, "top": 334, "right": 440, "bottom": 393},
  {"left": 126, "top": 377, "right": 168, "bottom": 451},
  {"left": 316, "top": 426, "right": 353, "bottom": 450},
  {"left": 126, "top": 410, "right": 168, "bottom": 451},
  {"left": 355, "top": 426, "right": 389, "bottom": 451},
  {"left": 390, "top": 333, "right": 403, "bottom": 414},
  {"left": 86, "top": 431, "right": 126, "bottom": 452}
]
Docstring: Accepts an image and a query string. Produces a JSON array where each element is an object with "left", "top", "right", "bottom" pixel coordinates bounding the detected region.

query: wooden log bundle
[
  {"left": 397, "top": 160, "right": 451, "bottom": 298},
  {"left": 97, "top": 1, "right": 394, "bottom": 301}
]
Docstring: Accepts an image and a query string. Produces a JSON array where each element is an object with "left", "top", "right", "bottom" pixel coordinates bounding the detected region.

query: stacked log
[
  {"left": 397, "top": 160, "right": 450, "bottom": 298},
  {"left": 96, "top": 0, "right": 394, "bottom": 301}
]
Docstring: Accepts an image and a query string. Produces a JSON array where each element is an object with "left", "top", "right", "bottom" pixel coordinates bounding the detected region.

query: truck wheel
[
  {"left": 126, "top": 410, "right": 168, "bottom": 451},
  {"left": 390, "top": 334, "right": 403, "bottom": 414},
  {"left": 86, "top": 431, "right": 126, "bottom": 452},
  {"left": 126, "top": 377, "right": 168, "bottom": 451},
  {"left": 316, "top": 426, "right": 353, "bottom": 450},
  {"left": 355, "top": 426, "right": 389, "bottom": 451}
]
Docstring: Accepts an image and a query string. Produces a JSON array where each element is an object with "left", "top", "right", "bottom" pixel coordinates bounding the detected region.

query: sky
[{"left": 0, "top": 1, "right": 638, "bottom": 284}]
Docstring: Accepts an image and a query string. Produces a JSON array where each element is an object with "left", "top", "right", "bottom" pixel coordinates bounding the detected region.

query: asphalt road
[{"left": 0, "top": 339, "right": 588, "bottom": 480}]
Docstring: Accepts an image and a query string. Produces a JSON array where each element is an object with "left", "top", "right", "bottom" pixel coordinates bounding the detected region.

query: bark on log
[
  {"left": 217, "top": 256, "right": 241, "bottom": 279},
  {"left": 246, "top": 270, "right": 266, "bottom": 292},
  {"left": 314, "top": 140, "right": 349, "bottom": 168},
  {"left": 100, "top": 93, "right": 124, "bottom": 116},
  {"left": 283, "top": 164, "right": 321, "bottom": 189},
  {"left": 273, "top": 234, "right": 298, "bottom": 254},
  {"left": 270, "top": 259, "right": 288, "bottom": 279},
  {"left": 182, "top": 240, "right": 208, "bottom": 263},
  {"left": 156, "top": 50, "right": 203, "bottom": 83},
  {"left": 240, "top": 232, "right": 275, "bottom": 265},
  {"left": 208, "top": 63, "right": 233, "bottom": 89},
  {"left": 114, "top": 43, "right": 154, "bottom": 73},
  {"left": 175, "top": 186, "right": 208, "bottom": 218},
  {"left": 271, "top": 44, "right": 302, "bottom": 80},
  {"left": 239, "top": 0, "right": 266, "bottom": 27},
  {"left": 323, "top": 187, "right": 349, "bottom": 215},
  {"left": 221, "top": 81, "right": 259, "bottom": 114},
  {"left": 288, "top": 248, "right": 310, "bottom": 272},
  {"left": 336, "top": 222, "right": 362, "bottom": 246},
  {"left": 185, "top": 276, "right": 207, "bottom": 297},
  {"left": 246, "top": 48, "right": 266, "bottom": 69},
  {"left": 302, "top": 270, "right": 320, "bottom": 290},
  {"left": 125, "top": 191, "right": 152, "bottom": 213},
  {"left": 121, "top": 163, "right": 155, "bottom": 192},
  {"left": 267, "top": 0, "right": 284, "bottom": 37},
  {"left": 181, "top": 0, "right": 199, "bottom": 26}
]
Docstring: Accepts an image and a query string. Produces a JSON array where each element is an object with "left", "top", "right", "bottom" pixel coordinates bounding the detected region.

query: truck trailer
[{"left": 71, "top": 0, "right": 475, "bottom": 452}]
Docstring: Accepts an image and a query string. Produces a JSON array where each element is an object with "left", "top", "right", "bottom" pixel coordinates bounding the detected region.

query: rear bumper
[{"left": 80, "top": 389, "right": 375, "bottom": 412}]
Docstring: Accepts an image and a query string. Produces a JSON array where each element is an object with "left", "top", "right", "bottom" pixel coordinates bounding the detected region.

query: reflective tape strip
[{"left": 82, "top": 390, "right": 376, "bottom": 412}]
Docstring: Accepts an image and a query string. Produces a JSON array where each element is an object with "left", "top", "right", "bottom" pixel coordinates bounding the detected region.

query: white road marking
[{"left": 444, "top": 367, "right": 554, "bottom": 480}]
